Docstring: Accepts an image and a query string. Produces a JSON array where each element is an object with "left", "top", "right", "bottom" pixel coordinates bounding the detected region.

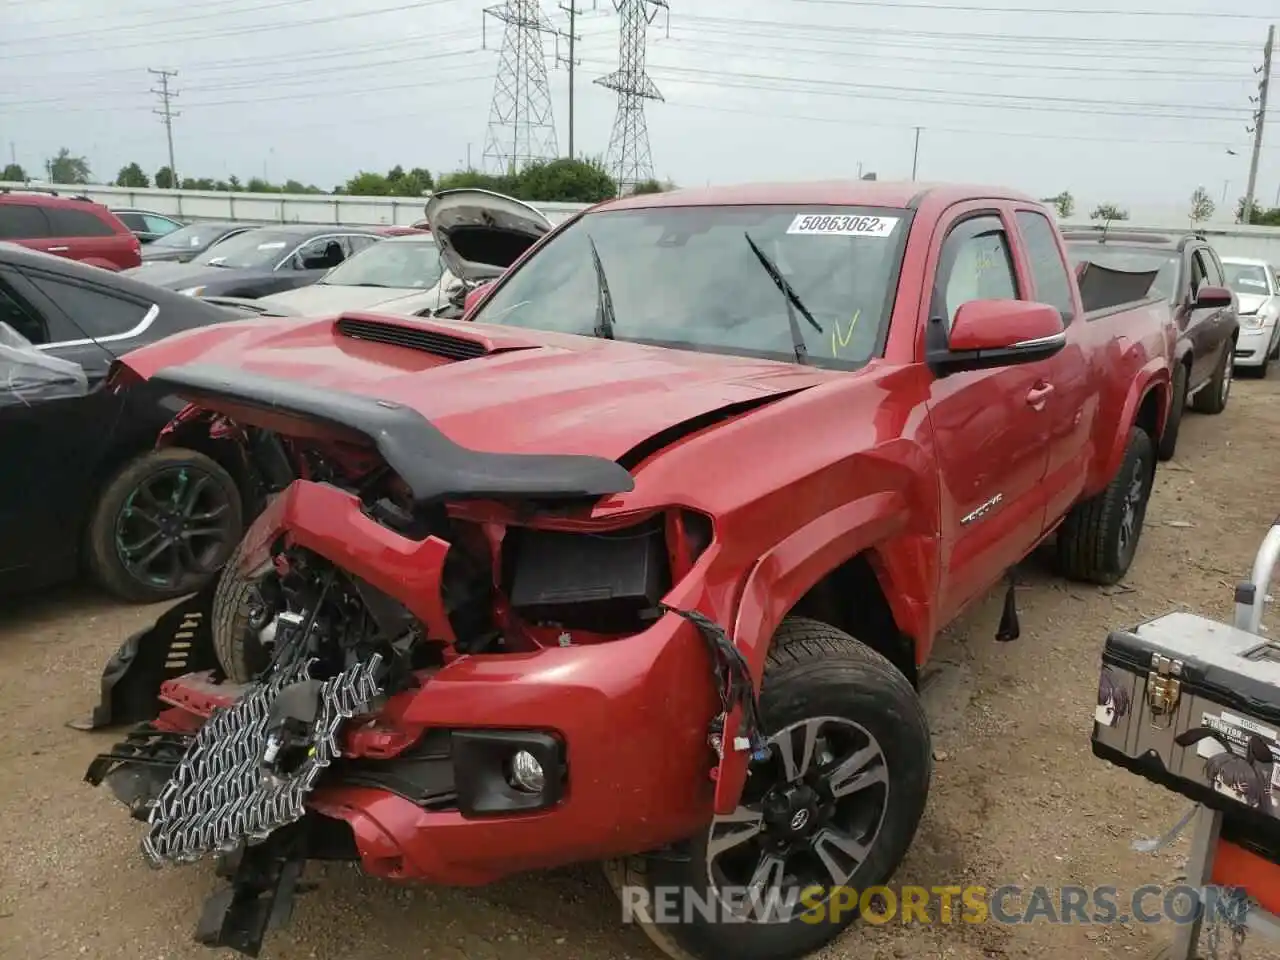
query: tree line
[{"left": 1, "top": 147, "right": 675, "bottom": 204}]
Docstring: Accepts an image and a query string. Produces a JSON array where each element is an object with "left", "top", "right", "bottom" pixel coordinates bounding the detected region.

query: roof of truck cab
[{"left": 595, "top": 180, "right": 1038, "bottom": 212}]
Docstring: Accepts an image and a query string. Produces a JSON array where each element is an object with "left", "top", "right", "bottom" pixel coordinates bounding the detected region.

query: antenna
[
  {"left": 594, "top": 0, "right": 668, "bottom": 194},
  {"left": 482, "top": 1, "right": 559, "bottom": 174}
]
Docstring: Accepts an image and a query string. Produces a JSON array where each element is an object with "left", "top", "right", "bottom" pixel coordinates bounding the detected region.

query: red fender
[
  {"left": 1098, "top": 359, "right": 1169, "bottom": 490},
  {"left": 711, "top": 490, "right": 926, "bottom": 814}
]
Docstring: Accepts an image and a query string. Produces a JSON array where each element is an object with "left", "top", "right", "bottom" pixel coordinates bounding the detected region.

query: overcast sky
[{"left": 2, "top": 0, "right": 1279, "bottom": 212}]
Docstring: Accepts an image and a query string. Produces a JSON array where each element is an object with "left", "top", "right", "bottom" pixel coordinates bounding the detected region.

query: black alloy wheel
[{"left": 88, "top": 448, "right": 243, "bottom": 603}]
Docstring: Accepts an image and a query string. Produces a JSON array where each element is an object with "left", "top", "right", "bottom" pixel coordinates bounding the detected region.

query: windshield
[
  {"left": 153, "top": 223, "right": 230, "bottom": 251},
  {"left": 1223, "top": 262, "right": 1274, "bottom": 297},
  {"left": 468, "top": 204, "right": 911, "bottom": 367},
  {"left": 196, "top": 230, "right": 299, "bottom": 269},
  {"left": 1065, "top": 244, "right": 1179, "bottom": 300},
  {"left": 321, "top": 238, "right": 442, "bottom": 289}
]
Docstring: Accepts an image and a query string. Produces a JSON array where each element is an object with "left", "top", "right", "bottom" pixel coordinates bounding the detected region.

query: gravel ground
[{"left": 4, "top": 373, "right": 1280, "bottom": 960}]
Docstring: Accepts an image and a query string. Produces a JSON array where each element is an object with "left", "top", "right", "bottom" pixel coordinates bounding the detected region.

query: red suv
[{"left": 0, "top": 188, "right": 141, "bottom": 270}]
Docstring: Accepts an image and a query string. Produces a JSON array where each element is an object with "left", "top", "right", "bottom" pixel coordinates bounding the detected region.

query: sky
[{"left": 2, "top": 0, "right": 1280, "bottom": 217}]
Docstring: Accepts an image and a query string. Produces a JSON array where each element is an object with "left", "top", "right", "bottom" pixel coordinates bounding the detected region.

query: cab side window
[
  {"left": 932, "top": 215, "right": 1019, "bottom": 332},
  {"left": 1015, "top": 211, "right": 1075, "bottom": 322}
]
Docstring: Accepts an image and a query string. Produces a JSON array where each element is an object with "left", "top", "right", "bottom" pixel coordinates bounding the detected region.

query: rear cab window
[{"left": 1014, "top": 210, "right": 1076, "bottom": 323}]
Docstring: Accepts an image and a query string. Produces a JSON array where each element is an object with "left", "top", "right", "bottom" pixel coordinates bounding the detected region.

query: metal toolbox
[{"left": 1092, "top": 612, "right": 1280, "bottom": 846}]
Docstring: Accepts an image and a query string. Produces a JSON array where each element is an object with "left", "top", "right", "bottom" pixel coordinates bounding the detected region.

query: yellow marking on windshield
[{"left": 832, "top": 309, "right": 860, "bottom": 355}]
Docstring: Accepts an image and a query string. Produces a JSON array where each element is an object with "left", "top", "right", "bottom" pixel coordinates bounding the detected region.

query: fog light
[{"left": 509, "top": 750, "right": 545, "bottom": 793}]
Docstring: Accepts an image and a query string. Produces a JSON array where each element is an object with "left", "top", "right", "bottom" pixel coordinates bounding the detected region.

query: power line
[
  {"left": 12, "top": 0, "right": 319, "bottom": 43},
  {"left": 148, "top": 68, "right": 179, "bottom": 184},
  {"left": 574, "top": 57, "right": 1254, "bottom": 118},
  {"left": 1, "top": 0, "right": 460, "bottom": 60},
  {"left": 784, "top": 0, "right": 1277, "bottom": 18}
]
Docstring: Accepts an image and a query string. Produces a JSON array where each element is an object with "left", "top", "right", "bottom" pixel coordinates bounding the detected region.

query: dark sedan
[
  {"left": 136, "top": 220, "right": 252, "bottom": 264},
  {"left": 125, "top": 224, "right": 400, "bottom": 299},
  {"left": 0, "top": 242, "right": 260, "bottom": 602}
]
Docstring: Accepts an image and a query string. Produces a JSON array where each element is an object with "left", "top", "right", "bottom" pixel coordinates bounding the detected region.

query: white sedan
[{"left": 1223, "top": 255, "right": 1280, "bottom": 375}]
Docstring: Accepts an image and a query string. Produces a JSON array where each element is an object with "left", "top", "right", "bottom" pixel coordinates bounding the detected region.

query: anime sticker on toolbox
[
  {"left": 1095, "top": 668, "right": 1132, "bottom": 727},
  {"left": 1176, "top": 715, "right": 1280, "bottom": 814}
]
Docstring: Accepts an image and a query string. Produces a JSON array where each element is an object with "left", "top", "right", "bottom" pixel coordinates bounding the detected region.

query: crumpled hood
[
  {"left": 260, "top": 282, "right": 444, "bottom": 316},
  {"left": 118, "top": 313, "right": 831, "bottom": 461},
  {"left": 1236, "top": 292, "right": 1272, "bottom": 315}
]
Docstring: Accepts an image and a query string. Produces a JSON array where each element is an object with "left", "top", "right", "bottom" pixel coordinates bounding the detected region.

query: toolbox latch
[{"left": 1145, "top": 653, "right": 1183, "bottom": 728}]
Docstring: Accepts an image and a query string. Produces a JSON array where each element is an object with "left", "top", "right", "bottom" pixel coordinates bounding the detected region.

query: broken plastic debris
[{"left": 1131, "top": 804, "right": 1198, "bottom": 853}]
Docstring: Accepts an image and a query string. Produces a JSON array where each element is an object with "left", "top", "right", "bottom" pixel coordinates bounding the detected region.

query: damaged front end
[{"left": 83, "top": 363, "right": 764, "bottom": 956}]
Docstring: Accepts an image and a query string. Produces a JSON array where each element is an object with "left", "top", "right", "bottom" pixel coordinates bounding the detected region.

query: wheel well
[
  {"left": 165, "top": 426, "right": 257, "bottom": 516},
  {"left": 785, "top": 551, "right": 918, "bottom": 687},
  {"left": 1136, "top": 384, "right": 1163, "bottom": 441}
]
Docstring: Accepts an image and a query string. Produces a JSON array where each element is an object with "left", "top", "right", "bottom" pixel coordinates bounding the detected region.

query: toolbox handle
[{"left": 1233, "top": 519, "right": 1280, "bottom": 635}]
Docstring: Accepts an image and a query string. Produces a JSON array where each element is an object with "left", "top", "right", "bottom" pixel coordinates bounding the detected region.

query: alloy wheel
[
  {"left": 114, "top": 466, "right": 238, "bottom": 589},
  {"left": 705, "top": 717, "right": 890, "bottom": 921}
]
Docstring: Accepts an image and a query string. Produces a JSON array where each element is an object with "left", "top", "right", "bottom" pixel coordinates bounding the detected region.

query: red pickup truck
[{"left": 85, "top": 182, "right": 1174, "bottom": 960}]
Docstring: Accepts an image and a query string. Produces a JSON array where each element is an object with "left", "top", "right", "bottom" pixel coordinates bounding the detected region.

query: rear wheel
[
  {"left": 1156, "top": 363, "right": 1187, "bottom": 462},
  {"left": 1191, "top": 343, "right": 1233, "bottom": 414},
  {"left": 604, "top": 618, "right": 931, "bottom": 960},
  {"left": 86, "top": 448, "right": 243, "bottom": 604},
  {"left": 1056, "top": 426, "right": 1155, "bottom": 586}
]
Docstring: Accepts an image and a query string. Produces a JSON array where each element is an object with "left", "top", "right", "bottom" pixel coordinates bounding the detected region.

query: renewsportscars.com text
[{"left": 619, "top": 884, "right": 1251, "bottom": 926}]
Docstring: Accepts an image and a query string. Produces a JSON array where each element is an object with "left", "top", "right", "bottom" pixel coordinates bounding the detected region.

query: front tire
[
  {"left": 86, "top": 447, "right": 243, "bottom": 604},
  {"left": 604, "top": 618, "right": 931, "bottom": 960},
  {"left": 1056, "top": 426, "right": 1156, "bottom": 586}
]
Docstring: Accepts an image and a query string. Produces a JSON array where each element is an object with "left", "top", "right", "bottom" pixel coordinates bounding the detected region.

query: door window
[
  {"left": 27, "top": 275, "right": 152, "bottom": 340},
  {"left": 1015, "top": 211, "right": 1075, "bottom": 322},
  {"left": 292, "top": 237, "right": 346, "bottom": 270},
  {"left": 1202, "top": 248, "right": 1225, "bottom": 286},
  {"left": 143, "top": 215, "right": 180, "bottom": 235},
  {"left": 115, "top": 212, "right": 146, "bottom": 232},
  {"left": 933, "top": 215, "right": 1019, "bottom": 331},
  {"left": 345, "top": 234, "right": 380, "bottom": 255},
  {"left": 0, "top": 203, "right": 52, "bottom": 240},
  {"left": 45, "top": 206, "right": 117, "bottom": 238}
]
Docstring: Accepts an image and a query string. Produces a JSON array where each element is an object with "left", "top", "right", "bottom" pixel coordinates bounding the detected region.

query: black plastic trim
[{"left": 452, "top": 729, "right": 565, "bottom": 817}]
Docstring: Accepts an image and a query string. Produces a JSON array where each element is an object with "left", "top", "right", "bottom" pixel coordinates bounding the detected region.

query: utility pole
[
  {"left": 1243, "top": 25, "right": 1273, "bottom": 223},
  {"left": 911, "top": 126, "right": 922, "bottom": 180},
  {"left": 149, "top": 68, "right": 180, "bottom": 186},
  {"left": 557, "top": 2, "right": 584, "bottom": 159}
]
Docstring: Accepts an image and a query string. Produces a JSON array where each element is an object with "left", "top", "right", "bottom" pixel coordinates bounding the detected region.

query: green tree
[
  {"left": 343, "top": 171, "right": 394, "bottom": 196},
  {"left": 227, "top": 175, "right": 242, "bottom": 191},
  {"left": 1089, "top": 202, "right": 1128, "bottom": 221},
  {"left": 154, "top": 166, "right": 176, "bottom": 189},
  {"left": 282, "top": 179, "right": 324, "bottom": 195},
  {"left": 1040, "top": 191, "right": 1075, "bottom": 218},
  {"left": 47, "top": 147, "right": 91, "bottom": 184},
  {"left": 115, "top": 162, "right": 150, "bottom": 188},
  {"left": 245, "top": 177, "right": 278, "bottom": 193},
  {"left": 1189, "top": 186, "right": 1215, "bottom": 225},
  {"left": 511, "top": 156, "right": 616, "bottom": 203},
  {"left": 630, "top": 178, "right": 667, "bottom": 195},
  {"left": 181, "top": 177, "right": 218, "bottom": 190},
  {"left": 434, "top": 168, "right": 516, "bottom": 193},
  {"left": 1, "top": 163, "right": 26, "bottom": 181}
]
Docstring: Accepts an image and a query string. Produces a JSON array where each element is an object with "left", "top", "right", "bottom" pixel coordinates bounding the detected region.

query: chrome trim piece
[
  {"left": 1011, "top": 330, "right": 1068, "bottom": 349},
  {"left": 961, "top": 492, "right": 1004, "bottom": 526},
  {"left": 36, "top": 301, "right": 159, "bottom": 350}
]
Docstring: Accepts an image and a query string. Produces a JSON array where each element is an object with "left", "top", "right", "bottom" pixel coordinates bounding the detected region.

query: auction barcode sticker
[{"left": 787, "top": 214, "right": 899, "bottom": 237}]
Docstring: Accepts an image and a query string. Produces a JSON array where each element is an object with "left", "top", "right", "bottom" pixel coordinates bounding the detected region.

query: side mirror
[
  {"left": 1194, "top": 284, "right": 1233, "bottom": 309},
  {"left": 929, "top": 299, "right": 1066, "bottom": 375},
  {"left": 462, "top": 281, "right": 493, "bottom": 319}
]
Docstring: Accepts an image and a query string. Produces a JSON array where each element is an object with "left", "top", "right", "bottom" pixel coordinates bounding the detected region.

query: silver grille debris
[{"left": 140, "top": 653, "right": 384, "bottom": 866}]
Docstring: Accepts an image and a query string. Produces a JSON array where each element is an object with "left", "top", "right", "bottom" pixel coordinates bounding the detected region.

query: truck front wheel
[
  {"left": 1055, "top": 425, "right": 1156, "bottom": 586},
  {"left": 603, "top": 617, "right": 931, "bottom": 960}
]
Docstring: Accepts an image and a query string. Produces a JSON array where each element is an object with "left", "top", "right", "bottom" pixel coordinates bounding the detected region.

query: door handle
[
  {"left": 1026, "top": 383, "right": 1055, "bottom": 408},
  {"left": 46, "top": 245, "right": 69, "bottom": 252}
]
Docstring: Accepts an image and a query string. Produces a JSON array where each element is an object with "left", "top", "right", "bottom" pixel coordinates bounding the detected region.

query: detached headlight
[{"left": 178, "top": 285, "right": 206, "bottom": 296}]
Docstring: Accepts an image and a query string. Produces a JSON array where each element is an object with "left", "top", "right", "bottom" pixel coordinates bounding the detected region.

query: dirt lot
[{"left": 5, "top": 375, "right": 1280, "bottom": 960}]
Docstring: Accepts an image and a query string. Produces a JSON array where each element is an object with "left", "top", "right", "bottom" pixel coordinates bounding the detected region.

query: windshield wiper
[
  {"left": 587, "top": 235, "right": 617, "bottom": 340},
  {"left": 743, "top": 231, "right": 824, "bottom": 364}
]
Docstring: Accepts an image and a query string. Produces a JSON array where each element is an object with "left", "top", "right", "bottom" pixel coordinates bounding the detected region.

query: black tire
[
  {"left": 211, "top": 532, "right": 275, "bottom": 682},
  {"left": 1055, "top": 426, "right": 1156, "bottom": 586},
  {"left": 603, "top": 618, "right": 931, "bottom": 960},
  {"left": 1191, "top": 342, "right": 1233, "bottom": 414},
  {"left": 86, "top": 447, "right": 244, "bottom": 604},
  {"left": 1156, "top": 363, "right": 1187, "bottom": 462}
]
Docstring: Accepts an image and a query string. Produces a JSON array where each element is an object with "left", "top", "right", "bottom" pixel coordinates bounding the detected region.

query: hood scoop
[{"left": 336, "top": 313, "right": 492, "bottom": 362}]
